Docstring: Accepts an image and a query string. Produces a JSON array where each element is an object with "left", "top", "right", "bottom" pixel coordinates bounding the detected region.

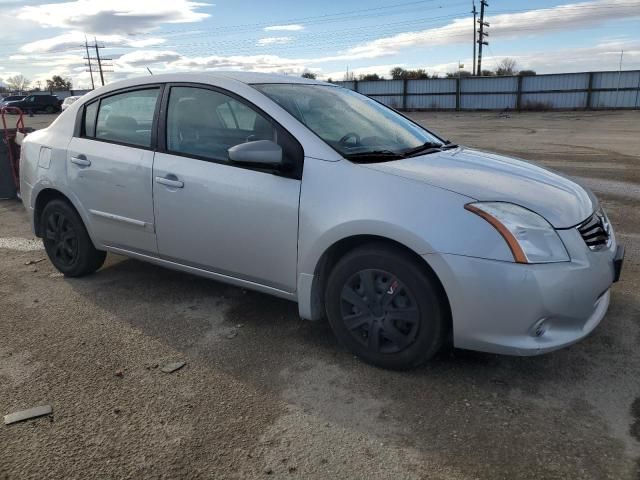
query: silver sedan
[{"left": 19, "top": 72, "right": 624, "bottom": 369}]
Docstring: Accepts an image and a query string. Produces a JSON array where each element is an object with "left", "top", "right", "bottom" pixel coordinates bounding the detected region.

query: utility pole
[
  {"left": 93, "top": 37, "right": 113, "bottom": 87},
  {"left": 476, "top": 0, "right": 489, "bottom": 76},
  {"left": 615, "top": 50, "right": 624, "bottom": 107},
  {"left": 83, "top": 36, "right": 95, "bottom": 90},
  {"left": 472, "top": 1, "right": 477, "bottom": 75}
]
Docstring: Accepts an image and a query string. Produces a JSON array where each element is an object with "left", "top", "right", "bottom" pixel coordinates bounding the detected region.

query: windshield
[{"left": 253, "top": 84, "right": 445, "bottom": 162}]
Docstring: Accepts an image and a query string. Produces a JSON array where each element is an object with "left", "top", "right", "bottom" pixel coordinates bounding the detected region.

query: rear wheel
[
  {"left": 325, "top": 244, "right": 446, "bottom": 369},
  {"left": 41, "top": 199, "right": 106, "bottom": 277},
  {"left": 44, "top": 105, "right": 55, "bottom": 114}
]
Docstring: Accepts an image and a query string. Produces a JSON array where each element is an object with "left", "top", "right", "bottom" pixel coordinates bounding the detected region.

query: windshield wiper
[
  {"left": 401, "top": 142, "right": 444, "bottom": 158},
  {"left": 441, "top": 140, "right": 459, "bottom": 150},
  {"left": 344, "top": 150, "right": 405, "bottom": 161}
]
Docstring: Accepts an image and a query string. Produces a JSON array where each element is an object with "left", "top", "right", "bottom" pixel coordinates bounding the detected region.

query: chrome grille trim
[{"left": 577, "top": 209, "right": 611, "bottom": 251}]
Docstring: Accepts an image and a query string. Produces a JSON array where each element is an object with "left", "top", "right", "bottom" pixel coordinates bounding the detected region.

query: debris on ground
[
  {"left": 226, "top": 330, "right": 238, "bottom": 339},
  {"left": 24, "top": 258, "right": 45, "bottom": 265},
  {"left": 48, "top": 272, "right": 64, "bottom": 278},
  {"left": 160, "top": 361, "right": 186, "bottom": 374},
  {"left": 114, "top": 369, "right": 124, "bottom": 378},
  {"left": 4, "top": 405, "right": 53, "bottom": 425}
]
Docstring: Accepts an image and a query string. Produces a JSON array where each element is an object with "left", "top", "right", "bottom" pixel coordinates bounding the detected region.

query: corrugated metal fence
[{"left": 335, "top": 70, "right": 640, "bottom": 111}]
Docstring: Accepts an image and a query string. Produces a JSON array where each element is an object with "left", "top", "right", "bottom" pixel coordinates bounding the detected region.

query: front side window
[
  {"left": 254, "top": 84, "right": 445, "bottom": 162},
  {"left": 94, "top": 88, "right": 159, "bottom": 148},
  {"left": 166, "top": 86, "right": 276, "bottom": 162}
]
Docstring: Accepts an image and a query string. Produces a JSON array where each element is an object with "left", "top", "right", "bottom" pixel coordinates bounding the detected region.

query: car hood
[{"left": 362, "top": 146, "right": 596, "bottom": 228}]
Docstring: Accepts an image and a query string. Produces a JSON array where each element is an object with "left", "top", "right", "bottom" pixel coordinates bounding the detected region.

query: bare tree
[
  {"left": 301, "top": 71, "right": 317, "bottom": 80},
  {"left": 5, "top": 74, "right": 30, "bottom": 91},
  {"left": 495, "top": 58, "right": 518, "bottom": 76}
]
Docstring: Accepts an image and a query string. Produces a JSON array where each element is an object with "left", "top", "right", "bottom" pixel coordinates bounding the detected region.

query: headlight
[{"left": 465, "top": 202, "right": 569, "bottom": 264}]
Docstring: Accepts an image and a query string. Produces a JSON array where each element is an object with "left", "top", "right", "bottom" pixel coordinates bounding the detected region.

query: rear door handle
[
  {"left": 70, "top": 155, "right": 91, "bottom": 167},
  {"left": 155, "top": 176, "right": 184, "bottom": 188}
]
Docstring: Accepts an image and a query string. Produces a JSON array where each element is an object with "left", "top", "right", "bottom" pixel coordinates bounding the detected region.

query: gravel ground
[{"left": 1, "top": 110, "right": 639, "bottom": 480}]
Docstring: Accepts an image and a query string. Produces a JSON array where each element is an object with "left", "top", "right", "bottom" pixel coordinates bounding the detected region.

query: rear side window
[
  {"left": 166, "top": 86, "right": 275, "bottom": 162},
  {"left": 92, "top": 88, "right": 159, "bottom": 148},
  {"left": 84, "top": 101, "right": 98, "bottom": 137}
]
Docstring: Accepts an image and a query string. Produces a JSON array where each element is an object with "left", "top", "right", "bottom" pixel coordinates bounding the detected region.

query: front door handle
[
  {"left": 70, "top": 155, "right": 91, "bottom": 167},
  {"left": 155, "top": 176, "right": 184, "bottom": 188}
]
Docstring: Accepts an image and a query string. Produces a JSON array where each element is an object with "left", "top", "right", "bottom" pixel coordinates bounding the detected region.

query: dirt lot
[{"left": 1, "top": 110, "right": 639, "bottom": 479}]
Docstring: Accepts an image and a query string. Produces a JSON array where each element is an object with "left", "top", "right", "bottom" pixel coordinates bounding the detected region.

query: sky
[{"left": 0, "top": 0, "right": 639, "bottom": 89}]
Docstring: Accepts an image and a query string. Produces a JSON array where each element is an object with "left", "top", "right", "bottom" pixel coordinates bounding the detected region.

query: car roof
[{"left": 93, "top": 71, "right": 335, "bottom": 92}]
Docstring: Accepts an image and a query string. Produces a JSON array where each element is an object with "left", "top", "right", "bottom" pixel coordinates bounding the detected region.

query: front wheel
[
  {"left": 41, "top": 199, "right": 106, "bottom": 277},
  {"left": 325, "top": 244, "right": 447, "bottom": 370}
]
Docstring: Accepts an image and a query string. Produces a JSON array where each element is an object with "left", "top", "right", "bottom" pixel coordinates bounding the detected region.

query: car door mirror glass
[{"left": 228, "top": 140, "right": 283, "bottom": 167}]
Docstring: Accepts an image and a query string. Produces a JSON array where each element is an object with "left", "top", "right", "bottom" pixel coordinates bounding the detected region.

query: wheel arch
[
  {"left": 299, "top": 234, "right": 452, "bottom": 333},
  {"left": 33, "top": 187, "right": 94, "bottom": 243}
]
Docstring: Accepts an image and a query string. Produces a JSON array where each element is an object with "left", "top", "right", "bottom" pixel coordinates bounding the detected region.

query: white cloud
[
  {"left": 337, "top": 0, "right": 640, "bottom": 60},
  {"left": 264, "top": 24, "right": 304, "bottom": 32},
  {"left": 10, "top": 53, "right": 85, "bottom": 69},
  {"left": 17, "top": 0, "right": 210, "bottom": 35},
  {"left": 116, "top": 50, "right": 183, "bottom": 67},
  {"left": 20, "top": 31, "right": 165, "bottom": 54},
  {"left": 257, "top": 37, "right": 293, "bottom": 46}
]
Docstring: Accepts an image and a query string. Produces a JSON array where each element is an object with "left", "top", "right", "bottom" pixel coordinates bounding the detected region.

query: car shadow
[{"left": 63, "top": 254, "right": 637, "bottom": 479}]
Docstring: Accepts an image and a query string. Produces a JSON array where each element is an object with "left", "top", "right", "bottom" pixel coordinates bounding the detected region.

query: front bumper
[{"left": 425, "top": 226, "right": 620, "bottom": 356}]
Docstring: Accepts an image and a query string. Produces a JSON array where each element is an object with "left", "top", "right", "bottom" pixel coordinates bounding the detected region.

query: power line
[{"left": 0, "top": 1, "right": 637, "bottom": 53}]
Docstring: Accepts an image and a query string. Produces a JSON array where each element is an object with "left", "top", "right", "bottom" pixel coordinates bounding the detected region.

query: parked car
[
  {"left": 19, "top": 72, "right": 624, "bottom": 369},
  {"left": 5, "top": 94, "right": 61, "bottom": 113},
  {"left": 61, "top": 95, "right": 81, "bottom": 111},
  {"left": 0, "top": 95, "right": 26, "bottom": 108}
]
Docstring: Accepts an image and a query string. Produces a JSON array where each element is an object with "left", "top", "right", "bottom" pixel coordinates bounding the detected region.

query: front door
[
  {"left": 152, "top": 85, "right": 302, "bottom": 292},
  {"left": 66, "top": 87, "right": 161, "bottom": 254}
]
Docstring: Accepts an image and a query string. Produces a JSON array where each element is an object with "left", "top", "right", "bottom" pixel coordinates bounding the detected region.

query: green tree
[
  {"left": 389, "top": 67, "right": 407, "bottom": 79},
  {"left": 358, "top": 73, "right": 381, "bottom": 81},
  {"left": 518, "top": 69, "right": 537, "bottom": 76},
  {"left": 389, "top": 67, "right": 430, "bottom": 80},
  {"left": 46, "top": 75, "right": 72, "bottom": 91}
]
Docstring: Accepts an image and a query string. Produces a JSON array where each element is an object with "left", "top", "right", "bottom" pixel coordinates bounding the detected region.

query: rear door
[
  {"left": 152, "top": 84, "right": 303, "bottom": 292},
  {"left": 66, "top": 86, "right": 162, "bottom": 254}
]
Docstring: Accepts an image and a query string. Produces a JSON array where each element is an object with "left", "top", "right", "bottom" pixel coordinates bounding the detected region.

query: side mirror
[{"left": 228, "top": 140, "right": 283, "bottom": 167}]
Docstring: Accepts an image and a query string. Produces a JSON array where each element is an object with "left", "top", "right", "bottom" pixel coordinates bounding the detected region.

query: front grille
[{"left": 577, "top": 209, "right": 611, "bottom": 251}]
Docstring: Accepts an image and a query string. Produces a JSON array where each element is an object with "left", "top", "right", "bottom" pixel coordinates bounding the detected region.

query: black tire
[
  {"left": 44, "top": 105, "right": 55, "bottom": 114},
  {"left": 41, "top": 199, "right": 106, "bottom": 277},
  {"left": 325, "top": 243, "right": 447, "bottom": 370}
]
